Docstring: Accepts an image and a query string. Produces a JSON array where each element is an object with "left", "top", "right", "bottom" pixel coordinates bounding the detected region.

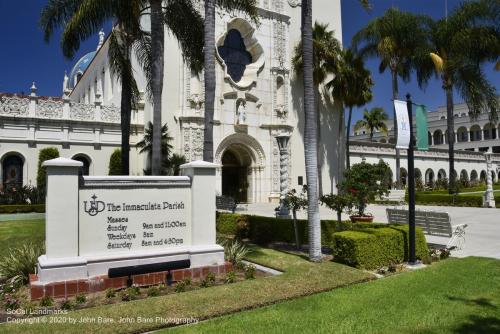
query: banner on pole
[
  {"left": 416, "top": 105, "right": 428, "bottom": 151},
  {"left": 394, "top": 100, "right": 410, "bottom": 149}
]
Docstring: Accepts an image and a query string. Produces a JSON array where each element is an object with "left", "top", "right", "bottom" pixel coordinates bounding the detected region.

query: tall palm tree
[
  {"left": 354, "top": 107, "right": 389, "bottom": 142},
  {"left": 150, "top": 0, "right": 164, "bottom": 175},
  {"left": 327, "top": 48, "right": 373, "bottom": 169},
  {"left": 202, "top": 0, "right": 258, "bottom": 162},
  {"left": 40, "top": 0, "right": 146, "bottom": 175},
  {"left": 300, "top": 0, "right": 370, "bottom": 262},
  {"left": 137, "top": 122, "right": 174, "bottom": 161},
  {"left": 426, "top": 0, "right": 499, "bottom": 194},
  {"left": 352, "top": 8, "right": 432, "bottom": 188},
  {"left": 41, "top": 0, "right": 206, "bottom": 175},
  {"left": 292, "top": 22, "right": 342, "bottom": 196},
  {"left": 300, "top": 0, "right": 321, "bottom": 262},
  {"left": 148, "top": 0, "right": 205, "bottom": 173}
]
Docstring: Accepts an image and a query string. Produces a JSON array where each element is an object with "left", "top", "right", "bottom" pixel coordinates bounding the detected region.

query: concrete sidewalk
[{"left": 237, "top": 203, "right": 500, "bottom": 259}]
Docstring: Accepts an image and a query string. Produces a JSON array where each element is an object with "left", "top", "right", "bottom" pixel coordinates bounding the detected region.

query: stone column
[
  {"left": 276, "top": 134, "right": 290, "bottom": 218},
  {"left": 181, "top": 160, "right": 224, "bottom": 267},
  {"left": 43, "top": 158, "right": 82, "bottom": 258},
  {"left": 38, "top": 157, "right": 87, "bottom": 283},
  {"left": 483, "top": 152, "right": 496, "bottom": 208}
]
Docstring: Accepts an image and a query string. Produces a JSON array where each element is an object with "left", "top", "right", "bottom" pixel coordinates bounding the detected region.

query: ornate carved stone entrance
[{"left": 215, "top": 133, "right": 265, "bottom": 203}]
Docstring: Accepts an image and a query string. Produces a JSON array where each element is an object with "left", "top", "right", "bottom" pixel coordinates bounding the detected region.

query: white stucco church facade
[{"left": 0, "top": 1, "right": 345, "bottom": 203}]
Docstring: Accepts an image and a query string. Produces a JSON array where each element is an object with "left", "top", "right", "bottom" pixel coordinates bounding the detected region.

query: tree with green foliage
[
  {"left": 327, "top": 48, "right": 373, "bottom": 169},
  {"left": 352, "top": 8, "right": 433, "bottom": 188},
  {"left": 108, "top": 149, "right": 122, "bottom": 176},
  {"left": 340, "top": 160, "right": 391, "bottom": 217},
  {"left": 36, "top": 147, "right": 60, "bottom": 191},
  {"left": 321, "top": 193, "right": 353, "bottom": 224},
  {"left": 284, "top": 186, "right": 308, "bottom": 250},
  {"left": 40, "top": 0, "right": 148, "bottom": 176},
  {"left": 425, "top": 0, "right": 499, "bottom": 194},
  {"left": 354, "top": 107, "right": 389, "bottom": 142}
]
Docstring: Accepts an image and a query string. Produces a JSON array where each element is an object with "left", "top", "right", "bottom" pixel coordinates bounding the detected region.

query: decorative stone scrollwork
[
  {"left": 189, "top": 94, "right": 204, "bottom": 113},
  {"left": 272, "top": 142, "right": 280, "bottom": 192},
  {"left": 275, "top": 104, "right": 288, "bottom": 120},
  {"left": 287, "top": 0, "right": 301, "bottom": 8},
  {"left": 37, "top": 98, "right": 63, "bottom": 118},
  {"left": 193, "top": 128, "right": 204, "bottom": 161},
  {"left": 273, "top": 21, "right": 287, "bottom": 68},
  {"left": 0, "top": 95, "right": 29, "bottom": 116},
  {"left": 101, "top": 104, "right": 120, "bottom": 123},
  {"left": 70, "top": 102, "right": 94, "bottom": 120}
]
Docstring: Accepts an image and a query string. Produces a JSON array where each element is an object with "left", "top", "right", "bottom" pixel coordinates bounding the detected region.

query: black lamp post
[{"left": 406, "top": 94, "right": 416, "bottom": 264}]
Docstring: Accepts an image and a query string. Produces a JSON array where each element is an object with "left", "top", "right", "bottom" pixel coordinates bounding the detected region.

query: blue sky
[{"left": 0, "top": 0, "right": 498, "bottom": 123}]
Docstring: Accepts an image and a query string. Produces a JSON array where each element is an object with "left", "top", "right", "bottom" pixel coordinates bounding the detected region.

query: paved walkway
[{"left": 237, "top": 203, "right": 500, "bottom": 259}]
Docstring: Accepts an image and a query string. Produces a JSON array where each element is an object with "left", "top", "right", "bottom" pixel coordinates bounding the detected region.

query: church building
[{"left": 0, "top": 0, "right": 344, "bottom": 203}]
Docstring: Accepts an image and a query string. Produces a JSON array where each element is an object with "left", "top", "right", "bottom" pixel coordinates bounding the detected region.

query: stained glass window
[{"left": 218, "top": 29, "right": 252, "bottom": 82}]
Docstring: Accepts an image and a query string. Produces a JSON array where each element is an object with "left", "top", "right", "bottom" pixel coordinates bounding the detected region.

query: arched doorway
[
  {"left": 425, "top": 169, "right": 435, "bottom": 186},
  {"left": 221, "top": 149, "right": 250, "bottom": 202},
  {"left": 72, "top": 154, "right": 91, "bottom": 176},
  {"left": 2, "top": 154, "right": 24, "bottom": 189}
]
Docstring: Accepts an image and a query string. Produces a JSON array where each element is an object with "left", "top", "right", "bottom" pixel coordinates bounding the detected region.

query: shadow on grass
[
  {"left": 447, "top": 296, "right": 498, "bottom": 309},
  {"left": 454, "top": 315, "right": 500, "bottom": 334}
]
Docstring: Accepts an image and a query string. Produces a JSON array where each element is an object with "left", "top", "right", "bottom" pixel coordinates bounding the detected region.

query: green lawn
[
  {"left": 165, "top": 257, "right": 500, "bottom": 334},
  {"left": 0, "top": 219, "right": 44, "bottom": 256},
  {"left": 1, "top": 247, "right": 371, "bottom": 334}
]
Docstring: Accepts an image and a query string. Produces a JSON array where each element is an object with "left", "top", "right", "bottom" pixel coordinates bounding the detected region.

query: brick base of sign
[{"left": 29, "top": 262, "right": 233, "bottom": 300}]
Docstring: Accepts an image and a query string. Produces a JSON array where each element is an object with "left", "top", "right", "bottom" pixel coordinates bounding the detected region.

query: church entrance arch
[
  {"left": 215, "top": 133, "right": 265, "bottom": 203},
  {"left": 221, "top": 149, "right": 250, "bottom": 202}
]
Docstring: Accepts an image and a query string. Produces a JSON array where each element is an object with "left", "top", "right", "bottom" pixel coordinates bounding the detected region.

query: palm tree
[
  {"left": 327, "top": 48, "right": 373, "bottom": 169},
  {"left": 137, "top": 122, "right": 188, "bottom": 176},
  {"left": 352, "top": 8, "right": 432, "bottom": 188},
  {"left": 150, "top": 0, "right": 164, "bottom": 175},
  {"left": 202, "top": 0, "right": 258, "bottom": 162},
  {"left": 41, "top": 0, "right": 206, "bottom": 175},
  {"left": 40, "top": 0, "right": 146, "bottom": 175},
  {"left": 354, "top": 107, "right": 389, "bottom": 142},
  {"left": 148, "top": 0, "right": 205, "bottom": 173},
  {"left": 292, "top": 22, "right": 342, "bottom": 195},
  {"left": 300, "top": 0, "right": 321, "bottom": 262},
  {"left": 426, "top": 0, "right": 499, "bottom": 194},
  {"left": 300, "top": 0, "right": 370, "bottom": 262},
  {"left": 137, "top": 121, "right": 174, "bottom": 164}
]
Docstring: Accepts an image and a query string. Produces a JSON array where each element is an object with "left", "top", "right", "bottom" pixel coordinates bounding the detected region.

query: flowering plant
[{"left": 340, "top": 161, "right": 391, "bottom": 216}]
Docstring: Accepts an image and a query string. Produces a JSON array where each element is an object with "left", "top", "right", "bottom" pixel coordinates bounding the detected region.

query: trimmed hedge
[
  {"left": 36, "top": 147, "right": 60, "bottom": 190},
  {"left": 217, "top": 213, "right": 429, "bottom": 269},
  {"left": 216, "top": 213, "right": 353, "bottom": 245},
  {"left": 0, "top": 204, "right": 45, "bottom": 214},
  {"left": 331, "top": 225, "right": 428, "bottom": 269},
  {"left": 108, "top": 149, "right": 122, "bottom": 175},
  {"left": 414, "top": 193, "right": 500, "bottom": 208}
]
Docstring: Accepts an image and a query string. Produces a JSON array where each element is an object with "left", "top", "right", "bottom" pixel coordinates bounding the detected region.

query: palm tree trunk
[
  {"left": 315, "top": 85, "right": 322, "bottom": 197},
  {"left": 346, "top": 106, "right": 353, "bottom": 169},
  {"left": 150, "top": 0, "right": 164, "bottom": 175},
  {"left": 445, "top": 84, "right": 456, "bottom": 194},
  {"left": 391, "top": 70, "right": 401, "bottom": 189},
  {"left": 203, "top": 0, "right": 216, "bottom": 162},
  {"left": 301, "top": 0, "right": 321, "bottom": 262},
  {"left": 120, "top": 46, "right": 132, "bottom": 176},
  {"left": 337, "top": 106, "right": 345, "bottom": 183}
]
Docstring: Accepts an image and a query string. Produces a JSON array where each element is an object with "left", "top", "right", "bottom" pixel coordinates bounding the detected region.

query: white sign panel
[
  {"left": 79, "top": 188, "right": 191, "bottom": 257},
  {"left": 394, "top": 100, "right": 410, "bottom": 149}
]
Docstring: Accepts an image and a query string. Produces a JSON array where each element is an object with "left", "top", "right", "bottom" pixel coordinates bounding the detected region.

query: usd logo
[{"left": 84, "top": 194, "right": 105, "bottom": 216}]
